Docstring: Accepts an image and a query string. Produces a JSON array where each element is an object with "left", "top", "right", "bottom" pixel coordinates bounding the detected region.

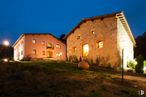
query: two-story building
[
  {"left": 13, "top": 33, "right": 66, "bottom": 61},
  {"left": 64, "top": 11, "right": 136, "bottom": 69}
]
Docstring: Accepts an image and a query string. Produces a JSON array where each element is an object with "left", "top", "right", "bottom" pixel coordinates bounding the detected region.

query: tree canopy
[
  {"left": 0, "top": 45, "right": 13, "bottom": 60},
  {"left": 134, "top": 32, "right": 146, "bottom": 59}
]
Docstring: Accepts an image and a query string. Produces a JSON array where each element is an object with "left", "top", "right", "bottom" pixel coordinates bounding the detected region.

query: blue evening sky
[{"left": 0, "top": 0, "right": 146, "bottom": 45}]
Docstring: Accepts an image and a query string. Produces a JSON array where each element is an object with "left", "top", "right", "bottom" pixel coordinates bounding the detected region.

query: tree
[
  {"left": 135, "top": 55, "right": 144, "bottom": 74},
  {"left": 0, "top": 45, "right": 13, "bottom": 60},
  {"left": 134, "top": 32, "right": 146, "bottom": 59}
]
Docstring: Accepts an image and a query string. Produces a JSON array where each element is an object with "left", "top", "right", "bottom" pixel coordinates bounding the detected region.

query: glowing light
[
  {"left": 98, "top": 41, "right": 103, "bottom": 48},
  {"left": 83, "top": 44, "right": 89, "bottom": 57},
  {"left": 92, "top": 31, "right": 95, "bottom": 34},
  {"left": 56, "top": 52, "right": 63, "bottom": 57},
  {"left": 3, "top": 58, "right": 8, "bottom": 62},
  {"left": 3, "top": 40, "right": 9, "bottom": 46},
  {"left": 143, "top": 67, "right": 146, "bottom": 71}
]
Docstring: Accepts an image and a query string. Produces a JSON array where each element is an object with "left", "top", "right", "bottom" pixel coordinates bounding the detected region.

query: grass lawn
[{"left": 0, "top": 60, "right": 145, "bottom": 97}]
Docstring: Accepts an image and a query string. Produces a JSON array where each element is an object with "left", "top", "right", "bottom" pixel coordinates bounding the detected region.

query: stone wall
[{"left": 67, "top": 16, "right": 121, "bottom": 67}]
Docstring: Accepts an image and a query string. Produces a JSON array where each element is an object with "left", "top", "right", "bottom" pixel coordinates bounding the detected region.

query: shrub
[
  {"left": 135, "top": 55, "right": 144, "bottom": 74},
  {"left": 68, "top": 55, "right": 78, "bottom": 63},
  {"left": 127, "top": 60, "right": 137, "bottom": 70},
  {"left": 95, "top": 56, "right": 110, "bottom": 67},
  {"left": 84, "top": 58, "right": 94, "bottom": 65},
  {"left": 107, "top": 63, "right": 112, "bottom": 69},
  {"left": 21, "top": 56, "right": 32, "bottom": 61},
  {"left": 95, "top": 56, "right": 100, "bottom": 66}
]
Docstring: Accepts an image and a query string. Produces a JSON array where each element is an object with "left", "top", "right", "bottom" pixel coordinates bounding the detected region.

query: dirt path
[
  {"left": 124, "top": 75, "right": 146, "bottom": 91},
  {"left": 124, "top": 75, "right": 146, "bottom": 82}
]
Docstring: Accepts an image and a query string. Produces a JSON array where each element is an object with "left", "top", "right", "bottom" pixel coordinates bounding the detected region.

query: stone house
[
  {"left": 64, "top": 12, "right": 136, "bottom": 69},
  {"left": 13, "top": 33, "right": 66, "bottom": 61}
]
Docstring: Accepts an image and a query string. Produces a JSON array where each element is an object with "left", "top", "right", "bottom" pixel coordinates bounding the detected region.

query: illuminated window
[
  {"left": 47, "top": 51, "right": 52, "bottom": 58},
  {"left": 42, "top": 51, "right": 45, "bottom": 55},
  {"left": 96, "top": 41, "right": 103, "bottom": 48},
  {"left": 32, "top": 49, "right": 36, "bottom": 54},
  {"left": 32, "top": 39, "right": 36, "bottom": 44},
  {"left": 72, "top": 47, "right": 77, "bottom": 53},
  {"left": 47, "top": 43, "right": 53, "bottom": 48},
  {"left": 42, "top": 41, "right": 45, "bottom": 46},
  {"left": 56, "top": 44, "right": 61, "bottom": 48},
  {"left": 83, "top": 44, "right": 89, "bottom": 57},
  {"left": 91, "top": 31, "right": 95, "bottom": 34},
  {"left": 56, "top": 52, "right": 62, "bottom": 57}
]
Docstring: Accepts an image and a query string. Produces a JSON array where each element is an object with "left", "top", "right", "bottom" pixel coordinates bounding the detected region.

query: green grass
[{"left": 0, "top": 60, "right": 145, "bottom": 97}]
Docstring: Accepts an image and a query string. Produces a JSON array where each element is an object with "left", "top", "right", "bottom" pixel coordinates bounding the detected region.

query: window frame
[{"left": 32, "top": 39, "right": 36, "bottom": 44}]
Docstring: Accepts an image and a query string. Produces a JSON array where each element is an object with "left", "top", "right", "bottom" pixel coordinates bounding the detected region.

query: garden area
[{"left": 0, "top": 60, "right": 145, "bottom": 97}]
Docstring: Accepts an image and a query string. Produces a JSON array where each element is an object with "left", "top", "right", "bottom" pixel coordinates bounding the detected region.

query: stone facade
[
  {"left": 65, "top": 12, "right": 135, "bottom": 69},
  {"left": 13, "top": 33, "right": 66, "bottom": 61}
]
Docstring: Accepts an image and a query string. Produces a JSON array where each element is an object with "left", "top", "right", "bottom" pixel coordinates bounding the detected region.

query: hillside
[{"left": 0, "top": 61, "right": 145, "bottom": 97}]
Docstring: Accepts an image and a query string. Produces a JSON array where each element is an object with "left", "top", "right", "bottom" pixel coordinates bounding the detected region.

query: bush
[
  {"left": 127, "top": 60, "right": 137, "bottom": 70},
  {"left": 68, "top": 55, "right": 78, "bottom": 63},
  {"left": 135, "top": 55, "right": 144, "bottom": 74},
  {"left": 84, "top": 58, "right": 94, "bottom": 65},
  {"left": 95, "top": 56, "right": 100, "bottom": 66},
  {"left": 21, "top": 56, "right": 32, "bottom": 61},
  {"left": 95, "top": 56, "right": 110, "bottom": 67}
]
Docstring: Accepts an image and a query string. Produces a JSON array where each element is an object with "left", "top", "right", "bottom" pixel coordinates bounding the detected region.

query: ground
[{"left": 0, "top": 60, "right": 146, "bottom": 97}]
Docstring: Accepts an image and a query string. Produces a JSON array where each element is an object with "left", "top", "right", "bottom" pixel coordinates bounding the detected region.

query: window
[
  {"left": 83, "top": 44, "right": 89, "bottom": 57},
  {"left": 96, "top": 41, "right": 103, "bottom": 48},
  {"left": 56, "top": 52, "right": 62, "bottom": 57},
  {"left": 47, "top": 51, "right": 53, "bottom": 58},
  {"left": 91, "top": 28, "right": 95, "bottom": 35},
  {"left": 56, "top": 44, "right": 61, "bottom": 48},
  {"left": 32, "top": 49, "right": 36, "bottom": 54},
  {"left": 77, "top": 35, "right": 80, "bottom": 39},
  {"left": 42, "top": 51, "right": 45, "bottom": 55},
  {"left": 42, "top": 41, "right": 45, "bottom": 46},
  {"left": 72, "top": 47, "right": 77, "bottom": 53},
  {"left": 47, "top": 43, "right": 53, "bottom": 48},
  {"left": 32, "top": 39, "right": 36, "bottom": 44},
  {"left": 91, "top": 31, "right": 95, "bottom": 35}
]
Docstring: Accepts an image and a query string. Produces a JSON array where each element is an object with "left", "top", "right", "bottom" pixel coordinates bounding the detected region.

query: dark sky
[{"left": 0, "top": 0, "right": 146, "bottom": 45}]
